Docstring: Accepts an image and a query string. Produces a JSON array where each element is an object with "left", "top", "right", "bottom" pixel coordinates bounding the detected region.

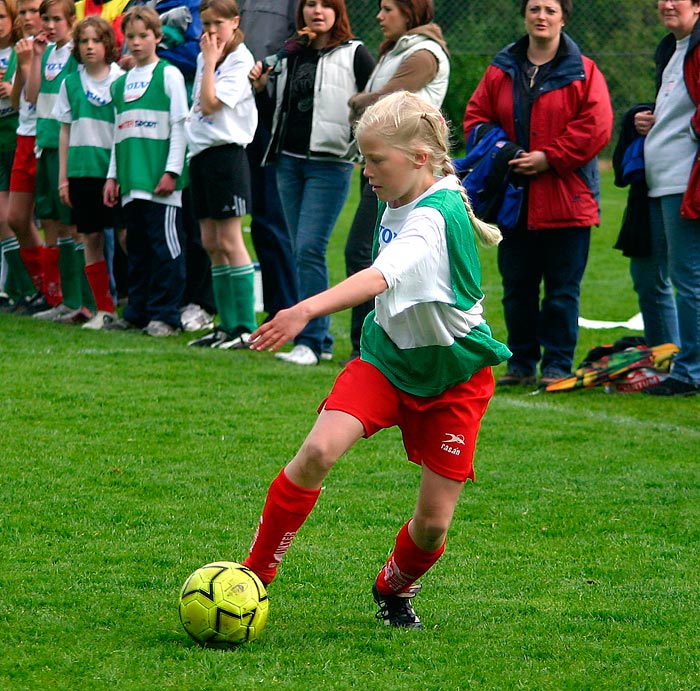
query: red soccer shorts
[
  {"left": 9, "top": 135, "right": 37, "bottom": 193},
  {"left": 320, "top": 358, "right": 495, "bottom": 482}
]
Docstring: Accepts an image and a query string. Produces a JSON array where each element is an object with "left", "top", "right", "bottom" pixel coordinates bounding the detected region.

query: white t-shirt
[
  {"left": 371, "top": 175, "right": 485, "bottom": 349},
  {"left": 107, "top": 61, "right": 189, "bottom": 207},
  {"left": 17, "top": 37, "right": 37, "bottom": 136},
  {"left": 53, "top": 63, "right": 124, "bottom": 124},
  {"left": 645, "top": 35, "right": 696, "bottom": 197},
  {"left": 185, "top": 43, "right": 258, "bottom": 157}
]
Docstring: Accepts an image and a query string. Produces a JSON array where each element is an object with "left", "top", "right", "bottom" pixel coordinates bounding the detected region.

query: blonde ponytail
[{"left": 442, "top": 159, "right": 502, "bottom": 247}]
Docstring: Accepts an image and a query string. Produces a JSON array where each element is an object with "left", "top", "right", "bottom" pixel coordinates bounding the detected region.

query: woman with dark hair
[
  {"left": 342, "top": 0, "right": 450, "bottom": 363},
  {"left": 464, "top": 0, "right": 612, "bottom": 388},
  {"left": 250, "top": 0, "right": 375, "bottom": 365}
]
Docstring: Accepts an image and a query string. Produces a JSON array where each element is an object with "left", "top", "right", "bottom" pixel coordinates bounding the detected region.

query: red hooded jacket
[{"left": 464, "top": 34, "right": 613, "bottom": 230}]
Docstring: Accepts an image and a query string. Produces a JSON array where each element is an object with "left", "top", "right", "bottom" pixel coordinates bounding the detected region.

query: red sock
[
  {"left": 243, "top": 468, "right": 321, "bottom": 585},
  {"left": 20, "top": 245, "right": 44, "bottom": 293},
  {"left": 85, "top": 260, "right": 115, "bottom": 313},
  {"left": 375, "top": 521, "right": 446, "bottom": 595},
  {"left": 42, "top": 246, "right": 62, "bottom": 306}
]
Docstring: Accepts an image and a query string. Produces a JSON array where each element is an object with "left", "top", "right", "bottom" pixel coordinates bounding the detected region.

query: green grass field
[{"left": 1, "top": 169, "right": 699, "bottom": 691}]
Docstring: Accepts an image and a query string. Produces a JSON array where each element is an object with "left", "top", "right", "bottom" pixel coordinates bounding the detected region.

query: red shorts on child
[
  {"left": 9, "top": 135, "right": 37, "bottom": 193},
  {"left": 320, "top": 358, "right": 495, "bottom": 482}
]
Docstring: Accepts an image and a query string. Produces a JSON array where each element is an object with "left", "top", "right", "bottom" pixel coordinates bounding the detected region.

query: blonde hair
[{"left": 354, "top": 91, "right": 502, "bottom": 247}]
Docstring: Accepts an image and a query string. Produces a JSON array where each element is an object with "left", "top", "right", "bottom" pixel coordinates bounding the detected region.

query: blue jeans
[
  {"left": 629, "top": 197, "right": 680, "bottom": 348},
  {"left": 276, "top": 154, "right": 353, "bottom": 356},
  {"left": 247, "top": 118, "right": 298, "bottom": 320},
  {"left": 632, "top": 195, "right": 700, "bottom": 384},
  {"left": 497, "top": 226, "right": 590, "bottom": 375}
]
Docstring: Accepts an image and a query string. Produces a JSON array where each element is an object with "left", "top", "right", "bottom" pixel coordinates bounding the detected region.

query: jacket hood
[
  {"left": 492, "top": 32, "right": 584, "bottom": 92},
  {"left": 381, "top": 23, "right": 449, "bottom": 57}
]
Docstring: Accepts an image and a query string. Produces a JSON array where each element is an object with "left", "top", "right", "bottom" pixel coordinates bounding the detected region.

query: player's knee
[
  {"left": 411, "top": 516, "right": 449, "bottom": 551},
  {"left": 298, "top": 436, "right": 339, "bottom": 475}
]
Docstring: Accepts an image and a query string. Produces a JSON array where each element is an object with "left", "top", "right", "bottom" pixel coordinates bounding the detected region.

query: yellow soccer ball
[{"left": 178, "top": 561, "right": 269, "bottom": 646}]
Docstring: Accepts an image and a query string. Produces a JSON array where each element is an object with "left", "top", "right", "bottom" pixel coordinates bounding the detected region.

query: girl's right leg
[
  {"left": 8, "top": 191, "right": 43, "bottom": 293},
  {"left": 217, "top": 216, "right": 257, "bottom": 337},
  {"left": 83, "top": 231, "right": 115, "bottom": 315},
  {"left": 243, "top": 409, "right": 365, "bottom": 585}
]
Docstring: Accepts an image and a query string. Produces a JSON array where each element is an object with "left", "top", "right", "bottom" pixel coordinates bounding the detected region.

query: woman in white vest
[
  {"left": 249, "top": 0, "right": 375, "bottom": 366},
  {"left": 342, "top": 0, "right": 450, "bottom": 365}
]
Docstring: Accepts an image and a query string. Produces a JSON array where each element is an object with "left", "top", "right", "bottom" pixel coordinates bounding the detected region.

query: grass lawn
[{"left": 1, "top": 168, "right": 699, "bottom": 691}]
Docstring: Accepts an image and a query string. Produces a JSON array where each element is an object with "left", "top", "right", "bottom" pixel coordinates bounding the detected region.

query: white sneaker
[
  {"left": 180, "top": 303, "right": 214, "bottom": 332},
  {"left": 82, "top": 311, "right": 117, "bottom": 330},
  {"left": 55, "top": 306, "right": 92, "bottom": 325},
  {"left": 275, "top": 344, "right": 319, "bottom": 365},
  {"left": 33, "top": 303, "right": 73, "bottom": 321},
  {"left": 143, "top": 320, "right": 181, "bottom": 337}
]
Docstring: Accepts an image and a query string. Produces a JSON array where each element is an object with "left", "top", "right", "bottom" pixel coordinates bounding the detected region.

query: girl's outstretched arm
[{"left": 250, "top": 267, "right": 388, "bottom": 352}]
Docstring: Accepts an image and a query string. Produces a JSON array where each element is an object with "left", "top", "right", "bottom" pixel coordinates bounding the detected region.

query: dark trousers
[
  {"left": 497, "top": 226, "right": 591, "bottom": 375},
  {"left": 181, "top": 191, "right": 215, "bottom": 314},
  {"left": 344, "top": 177, "right": 377, "bottom": 353},
  {"left": 247, "top": 105, "right": 298, "bottom": 320},
  {"left": 122, "top": 199, "right": 186, "bottom": 328}
]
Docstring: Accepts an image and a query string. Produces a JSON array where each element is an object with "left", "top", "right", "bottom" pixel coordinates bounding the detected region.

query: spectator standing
[
  {"left": 464, "top": 0, "right": 613, "bottom": 388},
  {"left": 54, "top": 16, "right": 124, "bottom": 329},
  {"left": 631, "top": 0, "right": 700, "bottom": 396},
  {"left": 238, "top": 0, "right": 298, "bottom": 324},
  {"left": 184, "top": 0, "right": 258, "bottom": 349},
  {"left": 343, "top": 0, "right": 449, "bottom": 363},
  {"left": 7, "top": 0, "right": 48, "bottom": 314},
  {"left": 0, "top": 0, "right": 36, "bottom": 310},
  {"left": 26, "top": 0, "right": 86, "bottom": 323},
  {"left": 103, "top": 5, "right": 188, "bottom": 336},
  {"left": 250, "top": 0, "right": 375, "bottom": 365}
]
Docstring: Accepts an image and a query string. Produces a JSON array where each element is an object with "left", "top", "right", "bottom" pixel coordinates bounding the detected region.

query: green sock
[
  {"left": 75, "top": 244, "right": 96, "bottom": 311},
  {"left": 58, "top": 237, "right": 81, "bottom": 309},
  {"left": 229, "top": 264, "right": 257, "bottom": 333},
  {"left": 1, "top": 236, "right": 36, "bottom": 299},
  {"left": 211, "top": 264, "right": 237, "bottom": 332}
]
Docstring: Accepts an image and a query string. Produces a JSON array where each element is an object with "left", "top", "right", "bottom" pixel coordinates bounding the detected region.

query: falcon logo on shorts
[{"left": 441, "top": 433, "right": 465, "bottom": 456}]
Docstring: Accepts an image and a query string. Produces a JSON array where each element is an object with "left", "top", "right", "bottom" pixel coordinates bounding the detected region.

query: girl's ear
[{"left": 413, "top": 150, "right": 430, "bottom": 168}]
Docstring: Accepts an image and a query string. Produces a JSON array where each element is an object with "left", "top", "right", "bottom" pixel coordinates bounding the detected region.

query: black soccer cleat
[{"left": 372, "top": 583, "right": 422, "bottom": 629}]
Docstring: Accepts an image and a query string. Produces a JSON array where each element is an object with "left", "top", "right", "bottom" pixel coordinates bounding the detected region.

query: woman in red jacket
[{"left": 464, "top": 0, "right": 612, "bottom": 388}]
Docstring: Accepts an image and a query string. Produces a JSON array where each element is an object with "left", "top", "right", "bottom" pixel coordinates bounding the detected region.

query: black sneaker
[
  {"left": 215, "top": 327, "right": 252, "bottom": 350},
  {"left": 0, "top": 292, "right": 15, "bottom": 312},
  {"left": 187, "top": 328, "right": 231, "bottom": 347},
  {"left": 643, "top": 377, "right": 699, "bottom": 397},
  {"left": 497, "top": 368, "right": 536, "bottom": 386},
  {"left": 102, "top": 317, "right": 141, "bottom": 331},
  {"left": 372, "top": 583, "right": 422, "bottom": 629},
  {"left": 15, "top": 292, "right": 51, "bottom": 316}
]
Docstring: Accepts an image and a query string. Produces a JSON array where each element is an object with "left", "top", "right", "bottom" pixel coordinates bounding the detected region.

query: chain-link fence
[{"left": 346, "top": 0, "right": 666, "bottom": 152}]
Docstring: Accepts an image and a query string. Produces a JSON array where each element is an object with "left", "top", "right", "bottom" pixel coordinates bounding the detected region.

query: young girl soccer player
[
  {"left": 54, "top": 16, "right": 123, "bottom": 329},
  {"left": 244, "top": 91, "right": 511, "bottom": 628},
  {"left": 0, "top": 0, "right": 33, "bottom": 309},
  {"left": 7, "top": 0, "right": 48, "bottom": 313},
  {"left": 184, "top": 0, "right": 258, "bottom": 350},
  {"left": 103, "top": 6, "right": 189, "bottom": 337},
  {"left": 26, "top": 0, "right": 83, "bottom": 321}
]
